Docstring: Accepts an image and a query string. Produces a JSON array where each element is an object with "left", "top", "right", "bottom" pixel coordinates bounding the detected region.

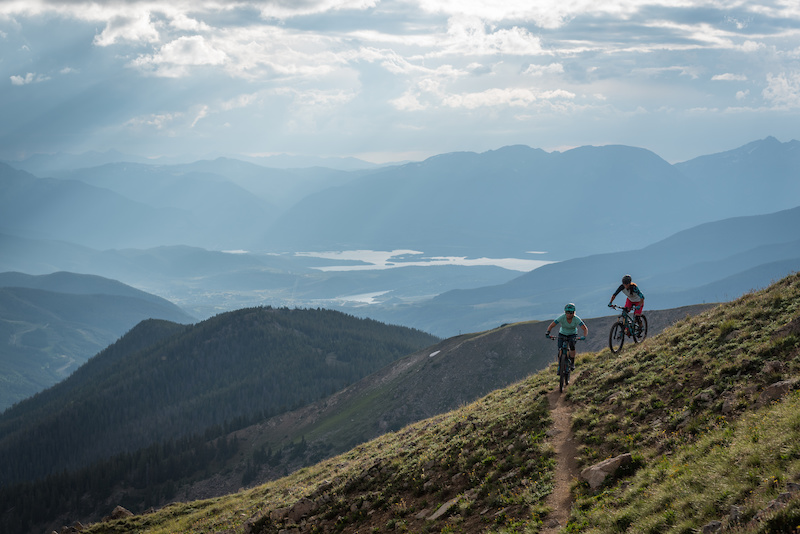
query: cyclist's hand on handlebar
[
  {"left": 579, "top": 336, "right": 586, "bottom": 340},
  {"left": 545, "top": 331, "right": 551, "bottom": 338},
  {"left": 608, "top": 303, "right": 614, "bottom": 308}
]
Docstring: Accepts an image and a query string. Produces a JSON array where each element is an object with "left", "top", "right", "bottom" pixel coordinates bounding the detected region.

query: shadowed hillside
[
  {"left": 0, "top": 308, "right": 438, "bottom": 492},
  {"left": 45, "top": 272, "right": 800, "bottom": 534}
]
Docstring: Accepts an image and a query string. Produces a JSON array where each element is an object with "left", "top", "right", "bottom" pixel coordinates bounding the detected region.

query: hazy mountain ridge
[
  {"left": 46, "top": 272, "right": 800, "bottom": 534},
  {"left": 367, "top": 205, "right": 800, "bottom": 336},
  {"left": 0, "top": 272, "right": 195, "bottom": 411},
  {"left": 5, "top": 137, "right": 799, "bottom": 257},
  {"left": 261, "top": 143, "right": 694, "bottom": 257},
  {"left": 0, "top": 163, "right": 208, "bottom": 249}
]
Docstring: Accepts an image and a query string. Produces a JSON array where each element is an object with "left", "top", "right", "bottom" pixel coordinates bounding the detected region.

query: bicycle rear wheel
[
  {"left": 609, "top": 322, "right": 625, "bottom": 353},
  {"left": 634, "top": 315, "right": 648, "bottom": 342},
  {"left": 558, "top": 350, "right": 568, "bottom": 392}
]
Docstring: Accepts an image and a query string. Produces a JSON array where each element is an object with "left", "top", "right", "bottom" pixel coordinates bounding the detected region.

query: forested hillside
[{"left": 0, "top": 307, "right": 438, "bottom": 491}]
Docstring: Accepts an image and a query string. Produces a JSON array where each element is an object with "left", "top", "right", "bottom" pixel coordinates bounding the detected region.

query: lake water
[{"left": 293, "top": 249, "right": 553, "bottom": 272}]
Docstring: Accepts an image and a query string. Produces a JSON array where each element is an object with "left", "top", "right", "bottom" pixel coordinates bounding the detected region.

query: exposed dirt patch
[{"left": 540, "top": 385, "right": 580, "bottom": 533}]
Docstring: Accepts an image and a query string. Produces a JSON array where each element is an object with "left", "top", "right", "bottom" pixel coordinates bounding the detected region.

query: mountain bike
[
  {"left": 548, "top": 335, "right": 584, "bottom": 393},
  {"left": 608, "top": 304, "right": 648, "bottom": 353}
]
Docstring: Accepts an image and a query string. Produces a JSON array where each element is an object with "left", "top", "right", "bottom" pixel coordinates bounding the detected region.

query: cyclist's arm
[
  {"left": 581, "top": 323, "right": 588, "bottom": 337},
  {"left": 610, "top": 284, "right": 624, "bottom": 303},
  {"left": 545, "top": 320, "right": 558, "bottom": 336}
]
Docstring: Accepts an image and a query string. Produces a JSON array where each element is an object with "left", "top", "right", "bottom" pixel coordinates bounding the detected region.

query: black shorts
[{"left": 558, "top": 333, "right": 577, "bottom": 351}]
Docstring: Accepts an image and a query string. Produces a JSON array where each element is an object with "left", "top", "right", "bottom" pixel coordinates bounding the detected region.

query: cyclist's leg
[
  {"left": 631, "top": 302, "right": 643, "bottom": 334},
  {"left": 567, "top": 334, "right": 577, "bottom": 369}
]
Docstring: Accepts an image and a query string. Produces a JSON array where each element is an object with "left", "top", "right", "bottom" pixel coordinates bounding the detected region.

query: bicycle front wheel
[{"left": 609, "top": 322, "right": 625, "bottom": 353}]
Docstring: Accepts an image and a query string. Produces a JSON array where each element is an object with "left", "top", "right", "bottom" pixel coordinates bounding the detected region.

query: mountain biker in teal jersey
[
  {"left": 610, "top": 274, "right": 645, "bottom": 315},
  {"left": 545, "top": 303, "right": 588, "bottom": 371}
]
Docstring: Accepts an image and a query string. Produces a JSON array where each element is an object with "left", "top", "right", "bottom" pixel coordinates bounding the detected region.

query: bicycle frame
[
  {"left": 608, "top": 304, "right": 648, "bottom": 353},
  {"left": 549, "top": 335, "right": 581, "bottom": 393}
]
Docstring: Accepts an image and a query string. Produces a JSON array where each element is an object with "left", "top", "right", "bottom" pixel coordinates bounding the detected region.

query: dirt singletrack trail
[{"left": 540, "top": 386, "right": 580, "bottom": 533}]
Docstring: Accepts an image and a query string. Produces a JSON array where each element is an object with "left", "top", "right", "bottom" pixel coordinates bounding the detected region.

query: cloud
[
  {"left": 125, "top": 112, "right": 183, "bottom": 131},
  {"left": 433, "top": 16, "right": 547, "bottom": 57},
  {"left": 390, "top": 91, "right": 427, "bottom": 111},
  {"left": 10, "top": 72, "right": 49, "bottom": 85},
  {"left": 712, "top": 73, "right": 748, "bottom": 81},
  {"left": 258, "top": 0, "right": 380, "bottom": 19},
  {"left": 762, "top": 72, "right": 800, "bottom": 108},
  {"left": 442, "top": 87, "right": 575, "bottom": 109},
  {"left": 191, "top": 105, "right": 209, "bottom": 127},
  {"left": 221, "top": 92, "right": 260, "bottom": 111},
  {"left": 2, "top": 0, "right": 800, "bottom": 162},
  {"left": 524, "top": 63, "right": 565, "bottom": 76},
  {"left": 93, "top": 11, "right": 160, "bottom": 46},
  {"left": 131, "top": 35, "right": 228, "bottom": 77}
]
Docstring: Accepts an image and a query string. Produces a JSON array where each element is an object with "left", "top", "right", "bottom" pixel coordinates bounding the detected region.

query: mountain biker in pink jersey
[
  {"left": 609, "top": 274, "right": 645, "bottom": 330},
  {"left": 545, "top": 303, "right": 588, "bottom": 371}
]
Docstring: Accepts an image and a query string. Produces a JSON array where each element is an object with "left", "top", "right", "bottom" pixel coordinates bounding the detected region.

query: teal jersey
[{"left": 554, "top": 313, "right": 584, "bottom": 335}]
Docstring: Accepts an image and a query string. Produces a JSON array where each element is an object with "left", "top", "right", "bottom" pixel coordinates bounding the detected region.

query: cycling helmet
[
  {"left": 564, "top": 303, "right": 576, "bottom": 313},
  {"left": 622, "top": 274, "right": 632, "bottom": 284}
]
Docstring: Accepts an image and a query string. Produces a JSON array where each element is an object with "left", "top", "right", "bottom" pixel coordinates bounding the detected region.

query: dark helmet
[
  {"left": 622, "top": 274, "right": 632, "bottom": 284},
  {"left": 564, "top": 303, "right": 576, "bottom": 312}
]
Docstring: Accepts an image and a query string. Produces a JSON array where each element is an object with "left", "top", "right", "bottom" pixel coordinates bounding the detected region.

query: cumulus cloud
[
  {"left": 762, "top": 72, "right": 800, "bottom": 108},
  {"left": 524, "top": 63, "right": 564, "bottom": 76},
  {"left": 93, "top": 11, "right": 160, "bottom": 46},
  {"left": 434, "top": 16, "right": 546, "bottom": 57},
  {"left": 131, "top": 35, "right": 228, "bottom": 76}
]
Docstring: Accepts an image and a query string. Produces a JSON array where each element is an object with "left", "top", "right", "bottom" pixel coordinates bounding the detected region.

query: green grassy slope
[{"left": 79, "top": 273, "right": 800, "bottom": 534}]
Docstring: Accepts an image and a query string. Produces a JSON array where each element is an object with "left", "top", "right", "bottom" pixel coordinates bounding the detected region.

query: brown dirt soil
[{"left": 540, "top": 382, "right": 580, "bottom": 533}]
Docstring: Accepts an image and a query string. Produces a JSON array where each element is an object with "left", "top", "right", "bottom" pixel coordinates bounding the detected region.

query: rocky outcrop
[
  {"left": 580, "top": 453, "right": 633, "bottom": 489},
  {"left": 755, "top": 378, "right": 797, "bottom": 408}
]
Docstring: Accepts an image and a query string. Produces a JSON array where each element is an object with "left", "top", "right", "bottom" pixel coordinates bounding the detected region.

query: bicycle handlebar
[
  {"left": 609, "top": 304, "right": 639, "bottom": 312},
  {"left": 548, "top": 335, "right": 586, "bottom": 341}
]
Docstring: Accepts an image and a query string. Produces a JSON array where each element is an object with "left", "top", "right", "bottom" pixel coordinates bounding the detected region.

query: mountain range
[
  {"left": 263, "top": 137, "right": 800, "bottom": 257},
  {"left": 1, "top": 136, "right": 799, "bottom": 339},
  {"left": 3, "top": 136, "right": 799, "bottom": 256}
]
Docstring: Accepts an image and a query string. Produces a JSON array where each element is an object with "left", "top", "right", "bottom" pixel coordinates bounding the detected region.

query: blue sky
[{"left": 2, "top": 0, "right": 799, "bottom": 164}]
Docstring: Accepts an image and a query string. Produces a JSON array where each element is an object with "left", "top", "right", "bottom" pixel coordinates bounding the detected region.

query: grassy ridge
[
  {"left": 82, "top": 273, "right": 800, "bottom": 534},
  {"left": 568, "top": 272, "right": 800, "bottom": 533}
]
